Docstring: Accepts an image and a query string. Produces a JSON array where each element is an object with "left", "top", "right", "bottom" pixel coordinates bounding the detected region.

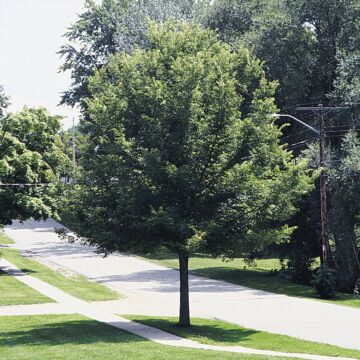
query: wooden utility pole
[
  {"left": 296, "top": 105, "right": 346, "bottom": 265},
  {"left": 318, "top": 107, "right": 329, "bottom": 264}
]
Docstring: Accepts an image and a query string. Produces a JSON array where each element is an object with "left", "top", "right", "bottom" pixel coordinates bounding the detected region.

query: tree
[
  {"left": 290, "top": 0, "right": 360, "bottom": 98},
  {"left": 207, "top": 0, "right": 360, "bottom": 290},
  {"left": 205, "top": 0, "right": 316, "bottom": 109},
  {"left": 327, "top": 133, "right": 360, "bottom": 291},
  {"left": 59, "top": 0, "right": 207, "bottom": 109},
  {"left": 206, "top": 0, "right": 360, "bottom": 108},
  {"left": 0, "top": 86, "right": 9, "bottom": 119},
  {"left": 64, "top": 21, "right": 314, "bottom": 326},
  {"left": 204, "top": 0, "right": 263, "bottom": 42},
  {"left": 304, "top": 130, "right": 360, "bottom": 292},
  {"left": 0, "top": 108, "right": 71, "bottom": 225}
]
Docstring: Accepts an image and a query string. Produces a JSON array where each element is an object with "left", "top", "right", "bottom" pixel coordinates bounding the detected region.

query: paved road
[{"left": 5, "top": 219, "right": 360, "bottom": 350}]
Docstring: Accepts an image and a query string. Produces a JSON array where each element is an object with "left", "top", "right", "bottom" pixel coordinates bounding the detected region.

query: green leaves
[
  {"left": 0, "top": 108, "right": 71, "bottom": 225},
  {"left": 0, "top": 86, "right": 9, "bottom": 119},
  {"left": 67, "top": 20, "right": 314, "bottom": 258}
]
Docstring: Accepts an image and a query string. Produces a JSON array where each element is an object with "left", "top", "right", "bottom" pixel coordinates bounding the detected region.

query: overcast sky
[{"left": 0, "top": 0, "right": 93, "bottom": 128}]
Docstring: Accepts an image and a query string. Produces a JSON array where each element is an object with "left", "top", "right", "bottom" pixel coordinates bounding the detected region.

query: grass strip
[
  {"left": 0, "top": 270, "right": 52, "bottom": 306},
  {"left": 0, "top": 248, "right": 119, "bottom": 302},
  {"left": 0, "top": 314, "right": 294, "bottom": 360},
  {"left": 125, "top": 315, "right": 360, "bottom": 359},
  {"left": 0, "top": 232, "right": 14, "bottom": 245}
]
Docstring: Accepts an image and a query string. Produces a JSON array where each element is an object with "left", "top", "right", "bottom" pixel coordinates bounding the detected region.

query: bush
[
  {"left": 311, "top": 265, "right": 337, "bottom": 299},
  {"left": 287, "top": 250, "right": 315, "bottom": 285}
]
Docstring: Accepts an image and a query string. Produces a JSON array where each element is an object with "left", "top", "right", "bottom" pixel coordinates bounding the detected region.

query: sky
[{"left": 0, "top": 0, "right": 93, "bottom": 128}]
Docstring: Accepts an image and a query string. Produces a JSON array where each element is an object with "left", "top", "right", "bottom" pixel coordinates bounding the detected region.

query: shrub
[{"left": 311, "top": 265, "right": 337, "bottom": 299}]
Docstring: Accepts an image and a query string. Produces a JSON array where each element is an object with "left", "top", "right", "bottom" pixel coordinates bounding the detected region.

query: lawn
[
  {"left": 0, "top": 315, "right": 293, "bottom": 360},
  {"left": 0, "top": 248, "right": 119, "bottom": 302},
  {"left": 125, "top": 315, "right": 360, "bottom": 359},
  {"left": 0, "top": 232, "right": 14, "bottom": 245},
  {"left": 0, "top": 270, "right": 52, "bottom": 306},
  {"left": 139, "top": 250, "right": 360, "bottom": 308}
]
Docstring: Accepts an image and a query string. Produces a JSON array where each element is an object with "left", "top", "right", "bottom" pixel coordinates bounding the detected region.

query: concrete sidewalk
[{"left": 5, "top": 219, "right": 360, "bottom": 350}]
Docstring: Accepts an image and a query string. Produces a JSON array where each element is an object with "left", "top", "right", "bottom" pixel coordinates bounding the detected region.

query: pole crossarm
[
  {"left": 272, "top": 113, "right": 320, "bottom": 135},
  {"left": 296, "top": 106, "right": 348, "bottom": 118},
  {"left": 296, "top": 107, "right": 346, "bottom": 111}
]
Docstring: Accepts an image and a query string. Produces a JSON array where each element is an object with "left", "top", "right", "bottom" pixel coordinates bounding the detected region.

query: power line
[
  {"left": 0, "top": 183, "right": 51, "bottom": 187},
  {"left": 281, "top": 129, "right": 312, "bottom": 141},
  {"left": 286, "top": 139, "right": 317, "bottom": 151}
]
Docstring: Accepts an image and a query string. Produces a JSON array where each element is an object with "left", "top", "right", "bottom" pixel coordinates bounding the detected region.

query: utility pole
[
  {"left": 72, "top": 116, "right": 76, "bottom": 180},
  {"left": 296, "top": 105, "right": 346, "bottom": 265}
]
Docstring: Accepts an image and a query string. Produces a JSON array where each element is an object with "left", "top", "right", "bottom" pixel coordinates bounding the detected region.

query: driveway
[{"left": 4, "top": 219, "right": 360, "bottom": 350}]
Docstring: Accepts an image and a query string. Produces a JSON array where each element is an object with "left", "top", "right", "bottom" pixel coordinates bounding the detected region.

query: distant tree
[
  {"left": 59, "top": 0, "right": 208, "bottom": 109},
  {"left": 0, "top": 86, "right": 9, "bottom": 118},
  {"left": 206, "top": 0, "right": 360, "bottom": 107},
  {"left": 327, "top": 133, "right": 360, "bottom": 291},
  {"left": 0, "top": 108, "right": 71, "bottom": 225},
  {"left": 304, "top": 131, "right": 360, "bottom": 292},
  {"left": 64, "top": 21, "right": 314, "bottom": 326},
  {"left": 204, "top": 0, "right": 263, "bottom": 42},
  {"left": 332, "top": 51, "right": 360, "bottom": 107},
  {"left": 207, "top": 0, "right": 360, "bottom": 291},
  {"left": 205, "top": 0, "right": 316, "bottom": 109},
  {"left": 291, "top": 0, "right": 360, "bottom": 98}
]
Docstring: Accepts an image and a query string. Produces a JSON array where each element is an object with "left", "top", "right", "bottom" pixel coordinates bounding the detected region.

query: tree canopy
[
  {"left": 59, "top": 0, "right": 207, "bottom": 109},
  {"left": 0, "top": 108, "right": 71, "bottom": 225},
  {"left": 0, "top": 86, "right": 9, "bottom": 119}
]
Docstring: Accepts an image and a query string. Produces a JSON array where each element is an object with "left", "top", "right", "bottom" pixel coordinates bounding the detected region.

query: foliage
[
  {"left": 327, "top": 132, "right": 360, "bottom": 291},
  {"left": 0, "top": 85, "right": 9, "bottom": 118},
  {"left": 312, "top": 264, "right": 337, "bottom": 299},
  {"left": 206, "top": 0, "right": 360, "bottom": 289},
  {"left": 305, "top": 132, "right": 360, "bottom": 292},
  {"left": 0, "top": 108, "right": 71, "bottom": 225},
  {"left": 206, "top": 0, "right": 316, "bottom": 109},
  {"left": 204, "top": 0, "right": 264, "bottom": 42},
  {"left": 286, "top": 250, "right": 316, "bottom": 285},
  {"left": 332, "top": 51, "right": 360, "bottom": 105},
  {"left": 206, "top": 0, "right": 360, "bottom": 110},
  {"left": 282, "top": 194, "right": 320, "bottom": 285},
  {"left": 67, "top": 21, "right": 313, "bottom": 256},
  {"left": 59, "top": 0, "right": 208, "bottom": 109}
]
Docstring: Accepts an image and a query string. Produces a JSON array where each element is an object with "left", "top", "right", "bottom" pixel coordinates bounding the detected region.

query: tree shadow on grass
[
  {"left": 0, "top": 318, "right": 145, "bottom": 348},
  {"left": 190, "top": 267, "right": 317, "bottom": 298},
  {"left": 128, "top": 317, "right": 258, "bottom": 345},
  {"left": 18, "top": 268, "right": 37, "bottom": 274}
]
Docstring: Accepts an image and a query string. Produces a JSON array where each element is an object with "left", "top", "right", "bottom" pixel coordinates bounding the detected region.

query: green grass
[
  {"left": 0, "top": 315, "right": 294, "bottom": 360},
  {"left": 139, "top": 250, "right": 360, "bottom": 308},
  {"left": 0, "top": 248, "right": 119, "bottom": 302},
  {"left": 0, "top": 270, "right": 52, "bottom": 306},
  {"left": 0, "top": 232, "right": 14, "bottom": 245},
  {"left": 125, "top": 315, "right": 360, "bottom": 359}
]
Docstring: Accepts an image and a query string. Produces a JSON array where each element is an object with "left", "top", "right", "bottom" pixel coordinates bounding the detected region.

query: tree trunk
[
  {"left": 331, "top": 204, "right": 360, "bottom": 292},
  {"left": 178, "top": 252, "right": 190, "bottom": 327}
]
